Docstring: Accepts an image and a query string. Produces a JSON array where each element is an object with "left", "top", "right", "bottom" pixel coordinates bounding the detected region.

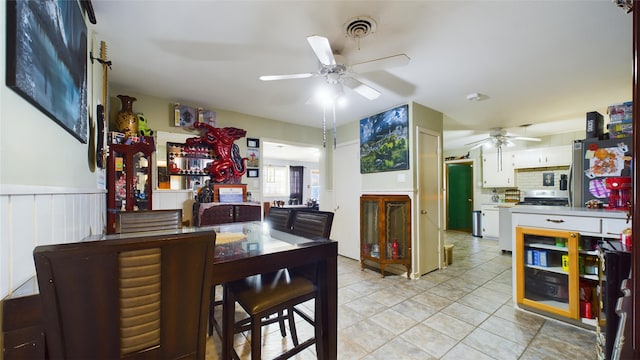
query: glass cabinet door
[
  {"left": 516, "top": 226, "right": 580, "bottom": 320},
  {"left": 133, "top": 151, "right": 150, "bottom": 210},
  {"left": 361, "top": 200, "right": 379, "bottom": 259},
  {"left": 386, "top": 201, "right": 408, "bottom": 260}
]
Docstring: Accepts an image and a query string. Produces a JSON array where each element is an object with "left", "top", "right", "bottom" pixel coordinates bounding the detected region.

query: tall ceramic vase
[{"left": 116, "top": 95, "right": 138, "bottom": 138}]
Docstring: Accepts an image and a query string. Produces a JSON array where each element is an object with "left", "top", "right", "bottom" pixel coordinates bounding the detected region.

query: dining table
[
  {"left": 1, "top": 221, "right": 338, "bottom": 360},
  {"left": 204, "top": 221, "right": 338, "bottom": 359}
]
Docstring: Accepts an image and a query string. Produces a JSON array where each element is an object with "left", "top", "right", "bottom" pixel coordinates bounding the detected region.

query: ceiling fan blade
[
  {"left": 343, "top": 77, "right": 381, "bottom": 100},
  {"left": 307, "top": 35, "right": 336, "bottom": 66},
  {"left": 259, "top": 73, "right": 315, "bottom": 81},
  {"left": 464, "top": 137, "right": 493, "bottom": 150},
  {"left": 512, "top": 136, "right": 541, "bottom": 142},
  {"left": 350, "top": 54, "right": 410, "bottom": 73}
]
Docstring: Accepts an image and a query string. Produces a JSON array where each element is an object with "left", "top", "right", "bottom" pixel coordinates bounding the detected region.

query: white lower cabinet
[{"left": 481, "top": 204, "right": 499, "bottom": 239}]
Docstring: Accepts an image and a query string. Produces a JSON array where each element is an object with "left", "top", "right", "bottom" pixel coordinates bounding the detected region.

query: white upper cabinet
[
  {"left": 482, "top": 151, "right": 516, "bottom": 187},
  {"left": 513, "top": 145, "right": 572, "bottom": 169}
]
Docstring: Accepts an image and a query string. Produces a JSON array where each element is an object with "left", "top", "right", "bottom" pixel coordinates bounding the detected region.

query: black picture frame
[
  {"left": 247, "top": 138, "right": 259, "bottom": 148},
  {"left": 6, "top": 0, "right": 88, "bottom": 143},
  {"left": 247, "top": 169, "right": 259, "bottom": 178}
]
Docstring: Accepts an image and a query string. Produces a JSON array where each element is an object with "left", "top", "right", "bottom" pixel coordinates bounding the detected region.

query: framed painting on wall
[
  {"left": 359, "top": 104, "right": 409, "bottom": 174},
  {"left": 198, "top": 108, "right": 216, "bottom": 127},
  {"left": 6, "top": 0, "right": 88, "bottom": 143},
  {"left": 174, "top": 104, "right": 197, "bottom": 128},
  {"left": 247, "top": 148, "right": 259, "bottom": 168}
]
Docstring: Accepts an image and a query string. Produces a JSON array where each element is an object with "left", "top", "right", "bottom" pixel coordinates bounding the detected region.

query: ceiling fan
[
  {"left": 259, "top": 35, "right": 410, "bottom": 102},
  {"left": 465, "top": 128, "right": 541, "bottom": 150}
]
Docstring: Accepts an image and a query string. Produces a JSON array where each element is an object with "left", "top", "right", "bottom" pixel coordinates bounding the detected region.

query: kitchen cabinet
[
  {"left": 512, "top": 206, "right": 629, "bottom": 340},
  {"left": 482, "top": 150, "right": 515, "bottom": 187},
  {"left": 515, "top": 226, "right": 582, "bottom": 320},
  {"left": 481, "top": 204, "right": 500, "bottom": 239},
  {"left": 513, "top": 145, "right": 572, "bottom": 169},
  {"left": 360, "top": 195, "right": 411, "bottom": 278},
  {"left": 107, "top": 137, "right": 155, "bottom": 234}
]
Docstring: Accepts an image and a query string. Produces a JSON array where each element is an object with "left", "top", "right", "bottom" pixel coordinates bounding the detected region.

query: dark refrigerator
[{"left": 570, "top": 136, "right": 632, "bottom": 208}]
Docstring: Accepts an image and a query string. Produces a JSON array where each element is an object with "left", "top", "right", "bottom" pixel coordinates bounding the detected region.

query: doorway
[{"left": 446, "top": 161, "right": 474, "bottom": 232}]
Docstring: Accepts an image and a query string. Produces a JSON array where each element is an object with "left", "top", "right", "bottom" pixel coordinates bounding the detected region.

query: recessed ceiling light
[{"left": 466, "top": 93, "right": 484, "bottom": 101}]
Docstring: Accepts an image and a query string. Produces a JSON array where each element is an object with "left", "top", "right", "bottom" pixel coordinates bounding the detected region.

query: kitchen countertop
[{"left": 510, "top": 205, "right": 628, "bottom": 219}]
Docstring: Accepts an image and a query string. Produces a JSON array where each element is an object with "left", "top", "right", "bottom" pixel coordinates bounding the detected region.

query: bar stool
[{"left": 224, "top": 268, "right": 323, "bottom": 360}]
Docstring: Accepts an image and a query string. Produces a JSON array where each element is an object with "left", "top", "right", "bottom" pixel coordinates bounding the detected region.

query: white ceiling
[{"left": 91, "top": 1, "right": 633, "bottom": 152}]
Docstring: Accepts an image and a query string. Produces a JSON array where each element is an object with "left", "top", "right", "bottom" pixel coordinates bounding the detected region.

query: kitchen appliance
[
  {"left": 517, "top": 189, "right": 570, "bottom": 206},
  {"left": 570, "top": 136, "right": 632, "bottom": 208}
]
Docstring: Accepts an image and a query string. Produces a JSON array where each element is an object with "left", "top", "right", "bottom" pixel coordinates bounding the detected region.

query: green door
[{"left": 447, "top": 163, "right": 473, "bottom": 231}]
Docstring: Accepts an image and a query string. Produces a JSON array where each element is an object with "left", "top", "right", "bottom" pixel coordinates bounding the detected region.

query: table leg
[
  {"left": 222, "top": 284, "right": 234, "bottom": 359},
  {"left": 318, "top": 256, "right": 338, "bottom": 360}
]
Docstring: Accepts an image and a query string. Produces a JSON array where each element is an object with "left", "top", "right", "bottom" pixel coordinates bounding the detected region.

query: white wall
[{"left": 0, "top": 2, "right": 107, "bottom": 298}]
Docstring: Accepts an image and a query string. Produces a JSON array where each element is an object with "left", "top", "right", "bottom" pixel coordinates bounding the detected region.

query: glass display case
[
  {"left": 515, "top": 226, "right": 583, "bottom": 320},
  {"left": 360, "top": 194, "right": 411, "bottom": 278},
  {"left": 107, "top": 137, "right": 155, "bottom": 233}
]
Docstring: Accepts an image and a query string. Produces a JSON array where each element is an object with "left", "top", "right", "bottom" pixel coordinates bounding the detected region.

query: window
[
  {"left": 263, "top": 165, "right": 289, "bottom": 196},
  {"left": 310, "top": 169, "right": 320, "bottom": 200}
]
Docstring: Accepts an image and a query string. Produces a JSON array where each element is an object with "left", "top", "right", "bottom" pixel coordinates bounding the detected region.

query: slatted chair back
[
  {"left": 290, "top": 210, "right": 334, "bottom": 240},
  {"left": 266, "top": 207, "right": 294, "bottom": 232},
  {"left": 33, "top": 231, "right": 216, "bottom": 359},
  {"left": 115, "top": 209, "right": 182, "bottom": 233}
]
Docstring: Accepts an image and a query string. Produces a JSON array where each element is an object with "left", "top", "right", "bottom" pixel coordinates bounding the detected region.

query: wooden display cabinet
[
  {"left": 515, "top": 226, "right": 601, "bottom": 325},
  {"left": 360, "top": 194, "right": 411, "bottom": 278},
  {"left": 107, "top": 137, "right": 155, "bottom": 233}
]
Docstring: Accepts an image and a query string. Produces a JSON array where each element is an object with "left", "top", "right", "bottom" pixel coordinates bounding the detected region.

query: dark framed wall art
[
  {"left": 359, "top": 104, "right": 409, "bottom": 174},
  {"left": 6, "top": 0, "right": 88, "bottom": 143}
]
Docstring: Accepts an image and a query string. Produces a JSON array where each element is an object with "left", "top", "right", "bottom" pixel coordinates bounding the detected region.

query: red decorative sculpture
[{"left": 186, "top": 122, "right": 248, "bottom": 183}]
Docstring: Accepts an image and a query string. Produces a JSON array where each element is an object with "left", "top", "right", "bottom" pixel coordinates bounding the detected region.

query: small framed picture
[
  {"left": 198, "top": 108, "right": 216, "bottom": 127},
  {"left": 543, "top": 172, "right": 555, "bottom": 186},
  {"left": 247, "top": 138, "right": 259, "bottom": 148},
  {"left": 174, "top": 104, "right": 197, "bottom": 128},
  {"left": 247, "top": 169, "right": 259, "bottom": 178},
  {"left": 247, "top": 148, "right": 259, "bottom": 167}
]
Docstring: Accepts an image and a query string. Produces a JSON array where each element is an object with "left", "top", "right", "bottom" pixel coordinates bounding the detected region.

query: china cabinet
[
  {"left": 107, "top": 137, "right": 155, "bottom": 233},
  {"left": 360, "top": 195, "right": 411, "bottom": 278}
]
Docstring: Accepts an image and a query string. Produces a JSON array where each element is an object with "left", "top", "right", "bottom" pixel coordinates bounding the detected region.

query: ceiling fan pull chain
[
  {"left": 498, "top": 146, "right": 503, "bottom": 171},
  {"left": 322, "top": 105, "right": 327, "bottom": 148},
  {"left": 332, "top": 104, "right": 337, "bottom": 149}
]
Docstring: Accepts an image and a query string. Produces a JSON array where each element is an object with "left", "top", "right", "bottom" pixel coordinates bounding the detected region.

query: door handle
[
  {"left": 420, "top": 210, "right": 427, "bottom": 214},
  {"left": 467, "top": 199, "right": 472, "bottom": 202}
]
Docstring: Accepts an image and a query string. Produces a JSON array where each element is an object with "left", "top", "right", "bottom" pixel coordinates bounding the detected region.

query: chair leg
[
  {"left": 251, "top": 314, "right": 262, "bottom": 360},
  {"left": 314, "top": 297, "right": 324, "bottom": 360},
  {"left": 287, "top": 307, "right": 299, "bottom": 347},
  {"left": 277, "top": 309, "right": 287, "bottom": 337},
  {"left": 208, "top": 285, "right": 215, "bottom": 336}
]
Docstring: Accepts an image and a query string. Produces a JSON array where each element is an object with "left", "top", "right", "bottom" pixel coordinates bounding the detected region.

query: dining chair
[
  {"left": 33, "top": 230, "right": 216, "bottom": 359},
  {"left": 224, "top": 211, "right": 334, "bottom": 359},
  {"left": 225, "top": 266, "right": 323, "bottom": 360},
  {"left": 265, "top": 207, "right": 294, "bottom": 232},
  {"left": 115, "top": 209, "right": 183, "bottom": 233},
  {"left": 289, "top": 210, "right": 334, "bottom": 239}
]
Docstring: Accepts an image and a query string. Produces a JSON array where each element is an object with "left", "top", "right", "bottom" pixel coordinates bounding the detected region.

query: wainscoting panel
[{"left": 0, "top": 187, "right": 106, "bottom": 299}]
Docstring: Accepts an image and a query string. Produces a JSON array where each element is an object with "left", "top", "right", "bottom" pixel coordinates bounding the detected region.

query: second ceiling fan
[
  {"left": 465, "top": 128, "right": 541, "bottom": 150},
  {"left": 259, "top": 35, "right": 410, "bottom": 101}
]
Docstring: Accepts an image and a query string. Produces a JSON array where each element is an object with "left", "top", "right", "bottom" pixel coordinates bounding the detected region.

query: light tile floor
[{"left": 206, "top": 230, "right": 597, "bottom": 359}]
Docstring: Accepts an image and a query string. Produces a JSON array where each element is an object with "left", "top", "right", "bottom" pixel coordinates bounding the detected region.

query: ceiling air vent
[{"left": 344, "top": 16, "right": 377, "bottom": 42}]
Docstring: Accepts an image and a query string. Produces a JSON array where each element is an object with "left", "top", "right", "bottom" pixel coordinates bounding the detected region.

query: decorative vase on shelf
[{"left": 116, "top": 95, "right": 138, "bottom": 138}]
